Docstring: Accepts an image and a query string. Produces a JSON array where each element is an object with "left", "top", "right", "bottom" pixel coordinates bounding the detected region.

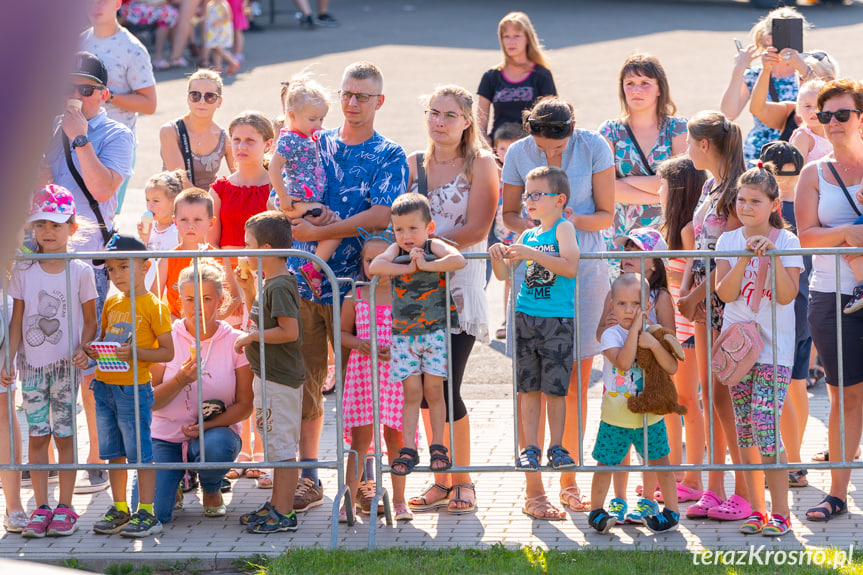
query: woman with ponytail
[{"left": 677, "top": 111, "right": 752, "bottom": 522}]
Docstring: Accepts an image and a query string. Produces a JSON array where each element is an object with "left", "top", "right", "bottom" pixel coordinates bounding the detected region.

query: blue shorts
[
  {"left": 92, "top": 379, "right": 154, "bottom": 464},
  {"left": 592, "top": 420, "right": 669, "bottom": 466}
]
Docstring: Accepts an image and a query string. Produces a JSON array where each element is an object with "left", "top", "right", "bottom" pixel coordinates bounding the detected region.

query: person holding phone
[{"left": 720, "top": 7, "right": 811, "bottom": 160}]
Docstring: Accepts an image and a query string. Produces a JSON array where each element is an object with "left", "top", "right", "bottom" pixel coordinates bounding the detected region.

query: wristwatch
[{"left": 72, "top": 135, "right": 90, "bottom": 149}]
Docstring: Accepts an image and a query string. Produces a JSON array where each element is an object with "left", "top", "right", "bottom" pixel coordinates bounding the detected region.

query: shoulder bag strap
[
  {"left": 768, "top": 76, "right": 780, "bottom": 103},
  {"left": 826, "top": 162, "right": 862, "bottom": 217},
  {"left": 749, "top": 227, "right": 781, "bottom": 313},
  {"left": 62, "top": 133, "right": 114, "bottom": 245},
  {"left": 415, "top": 152, "right": 428, "bottom": 196},
  {"left": 174, "top": 119, "right": 196, "bottom": 186},
  {"left": 622, "top": 122, "right": 655, "bottom": 176}
]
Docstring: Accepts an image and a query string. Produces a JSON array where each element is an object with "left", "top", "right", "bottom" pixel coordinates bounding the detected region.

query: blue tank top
[{"left": 515, "top": 218, "right": 576, "bottom": 318}]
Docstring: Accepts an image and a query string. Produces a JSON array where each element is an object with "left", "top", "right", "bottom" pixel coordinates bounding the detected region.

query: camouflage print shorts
[
  {"left": 515, "top": 312, "right": 574, "bottom": 397},
  {"left": 21, "top": 360, "right": 78, "bottom": 437}
]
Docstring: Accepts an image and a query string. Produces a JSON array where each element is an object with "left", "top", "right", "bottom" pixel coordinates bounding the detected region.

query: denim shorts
[{"left": 92, "top": 379, "right": 154, "bottom": 463}]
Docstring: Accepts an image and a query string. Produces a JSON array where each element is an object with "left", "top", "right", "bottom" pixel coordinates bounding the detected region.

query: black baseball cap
[
  {"left": 93, "top": 234, "right": 148, "bottom": 266},
  {"left": 71, "top": 51, "right": 108, "bottom": 86},
  {"left": 758, "top": 141, "right": 804, "bottom": 176}
]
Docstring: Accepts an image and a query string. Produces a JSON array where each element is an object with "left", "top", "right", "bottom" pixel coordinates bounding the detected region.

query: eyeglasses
[
  {"left": 816, "top": 109, "right": 862, "bottom": 124},
  {"left": 188, "top": 91, "right": 220, "bottom": 104},
  {"left": 806, "top": 51, "right": 831, "bottom": 63},
  {"left": 522, "top": 191, "right": 560, "bottom": 202},
  {"left": 425, "top": 109, "right": 463, "bottom": 123},
  {"left": 338, "top": 90, "right": 381, "bottom": 103},
  {"left": 67, "top": 84, "right": 105, "bottom": 97},
  {"left": 527, "top": 118, "right": 572, "bottom": 139}
]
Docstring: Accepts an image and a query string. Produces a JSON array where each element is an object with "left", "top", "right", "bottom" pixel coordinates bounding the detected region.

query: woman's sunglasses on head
[
  {"left": 816, "top": 109, "right": 862, "bottom": 124},
  {"left": 188, "top": 91, "right": 220, "bottom": 104},
  {"left": 527, "top": 118, "right": 571, "bottom": 138}
]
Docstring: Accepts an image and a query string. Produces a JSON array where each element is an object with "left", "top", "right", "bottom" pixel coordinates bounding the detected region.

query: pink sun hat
[
  {"left": 27, "top": 185, "right": 77, "bottom": 224},
  {"left": 614, "top": 227, "right": 668, "bottom": 253}
]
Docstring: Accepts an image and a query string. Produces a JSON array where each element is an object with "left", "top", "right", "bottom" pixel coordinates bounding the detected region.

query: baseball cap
[
  {"left": 28, "top": 185, "right": 76, "bottom": 224},
  {"left": 93, "top": 234, "right": 148, "bottom": 266},
  {"left": 614, "top": 227, "right": 668, "bottom": 253},
  {"left": 71, "top": 51, "right": 108, "bottom": 86},
  {"left": 758, "top": 141, "right": 804, "bottom": 176}
]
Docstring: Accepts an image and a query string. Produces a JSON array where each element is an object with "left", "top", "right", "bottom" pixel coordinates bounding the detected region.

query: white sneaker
[
  {"left": 74, "top": 470, "right": 109, "bottom": 494},
  {"left": 4, "top": 510, "right": 29, "bottom": 533}
]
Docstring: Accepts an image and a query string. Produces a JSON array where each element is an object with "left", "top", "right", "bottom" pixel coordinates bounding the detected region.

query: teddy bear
[
  {"left": 24, "top": 290, "right": 63, "bottom": 348},
  {"left": 627, "top": 323, "right": 687, "bottom": 416}
]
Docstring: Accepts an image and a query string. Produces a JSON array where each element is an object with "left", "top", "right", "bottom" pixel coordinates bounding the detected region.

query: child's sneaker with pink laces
[
  {"left": 21, "top": 506, "right": 53, "bottom": 538},
  {"left": 47, "top": 505, "right": 79, "bottom": 537},
  {"left": 762, "top": 513, "right": 792, "bottom": 537}
]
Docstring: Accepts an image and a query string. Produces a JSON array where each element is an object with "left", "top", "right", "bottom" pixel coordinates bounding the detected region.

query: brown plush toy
[{"left": 627, "top": 324, "right": 687, "bottom": 416}]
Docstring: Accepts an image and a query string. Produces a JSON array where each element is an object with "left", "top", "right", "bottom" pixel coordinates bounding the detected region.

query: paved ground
[
  {"left": 0, "top": 358, "right": 858, "bottom": 571},
  {"left": 5, "top": 0, "right": 863, "bottom": 570}
]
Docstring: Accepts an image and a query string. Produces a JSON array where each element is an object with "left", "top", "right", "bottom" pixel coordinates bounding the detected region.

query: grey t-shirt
[{"left": 246, "top": 274, "right": 305, "bottom": 388}]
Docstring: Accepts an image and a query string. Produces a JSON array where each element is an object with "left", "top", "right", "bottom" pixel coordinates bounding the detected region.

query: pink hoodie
[{"left": 151, "top": 319, "right": 249, "bottom": 443}]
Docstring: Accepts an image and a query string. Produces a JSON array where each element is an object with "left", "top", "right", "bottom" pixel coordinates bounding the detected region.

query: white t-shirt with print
[
  {"left": 600, "top": 325, "right": 662, "bottom": 429},
  {"left": 715, "top": 228, "right": 804, "bottom": 368},
  {"left": 80, "top": 27, "right": 155, "bottom": 137},
  {"left": 144, "top": 222, "right": 179, "bottom": 291},
  {"left": 7, "top": 260, "right": 98, "bottom": 369}
]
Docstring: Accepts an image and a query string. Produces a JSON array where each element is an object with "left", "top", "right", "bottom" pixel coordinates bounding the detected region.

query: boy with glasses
[{"left": 489, "top": 166, "right": 579, "bottom": 477}]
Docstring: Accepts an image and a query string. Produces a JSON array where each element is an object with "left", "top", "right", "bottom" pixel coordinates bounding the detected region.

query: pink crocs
[
  {"left": 707, "top": 494, "right": 752, "bottom": 521},
  {"left": 685, "top": 489, "right": 722, "bottom": 519}
]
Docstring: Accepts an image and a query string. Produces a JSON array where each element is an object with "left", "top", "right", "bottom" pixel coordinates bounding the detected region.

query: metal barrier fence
[{"left": 1, "top": 246, "right": 863, "bottom": 550}]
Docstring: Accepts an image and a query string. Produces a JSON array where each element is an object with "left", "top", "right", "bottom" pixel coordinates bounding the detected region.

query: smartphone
[
  {"left": 772, "top": 18, "right": 803, "bottom": 53},
  {"left": 734, "top": 38, "right": 743, "bottom": 52}
]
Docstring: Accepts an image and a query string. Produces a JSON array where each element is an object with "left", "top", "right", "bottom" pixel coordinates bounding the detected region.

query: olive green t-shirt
[{"left": 246, "top": 274, "right": 305, "bottom": 388}]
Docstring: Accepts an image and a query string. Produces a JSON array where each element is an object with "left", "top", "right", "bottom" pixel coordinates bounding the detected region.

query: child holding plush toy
[
  {"left": 594, "top": 227, "right": 680, "bottom": 525},
  {"left": 714, "top": 163, "right": 802, "bottom": 536},
  {"left": 589, "top": 272, "right": 680, "bottom": 535}
]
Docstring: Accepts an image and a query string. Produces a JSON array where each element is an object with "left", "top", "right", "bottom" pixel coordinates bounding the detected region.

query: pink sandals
[
  {"left": 707, "top": 494, "right": 752, "bottom": 521},
  {"left": 655, "top": 482, "right": 703, "bottom": 503},
  {"left": 685, "top": 489, "right": 722, "bottom": 518}
]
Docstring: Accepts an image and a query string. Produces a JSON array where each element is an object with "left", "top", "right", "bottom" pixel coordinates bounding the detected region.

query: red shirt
[{"left": 211, "top": 176, "right": 271, "bottom": 247}]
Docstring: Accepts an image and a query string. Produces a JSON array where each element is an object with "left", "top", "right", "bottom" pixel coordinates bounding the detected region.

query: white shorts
[
  {"left": 390, "top": 329, "right": 448, "bottom": 382},
  {"left": 253, "top": 375, "right": 303, "bottom": 461}
]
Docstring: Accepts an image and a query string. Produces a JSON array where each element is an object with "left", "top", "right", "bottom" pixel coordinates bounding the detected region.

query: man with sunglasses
[
  {"left": 41, "top": 51, "right": 135, "bottom": 495},
  {"left": 287, "top": 61, "right": 406, "bottom": 513}
]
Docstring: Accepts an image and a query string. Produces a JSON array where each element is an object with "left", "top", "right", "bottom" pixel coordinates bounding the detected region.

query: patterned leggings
[{"left": 729, "top": 363, "right": 791, "bottom": 457}]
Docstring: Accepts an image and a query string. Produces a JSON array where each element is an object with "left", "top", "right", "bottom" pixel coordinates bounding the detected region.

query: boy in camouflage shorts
[{"left": 369, "top": 193, "right": 465, "bottom": 476}]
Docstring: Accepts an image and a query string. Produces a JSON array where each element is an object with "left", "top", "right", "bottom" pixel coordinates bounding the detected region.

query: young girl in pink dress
[{"left": 340, "top": 233, "right": 410, "bottom": 523}]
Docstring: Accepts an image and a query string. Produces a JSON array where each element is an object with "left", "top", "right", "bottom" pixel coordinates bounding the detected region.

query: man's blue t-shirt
[{"left": 288, "top": 128, "right": 407, "bottom": 304}]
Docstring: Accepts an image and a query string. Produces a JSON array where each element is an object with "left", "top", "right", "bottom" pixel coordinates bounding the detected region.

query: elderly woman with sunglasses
[
  {"left": 501, "top": 97, "right": 614, "bottom": 519},
  {"left": 795, "top": 79, "right": 863, "bottom": 523},
  {"left": 160, "top": 69, "right": 234, "bottom": 190}
]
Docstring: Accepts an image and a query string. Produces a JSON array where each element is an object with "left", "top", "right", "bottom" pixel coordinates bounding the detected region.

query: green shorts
[{"left": 592, "top": 420, "right": 669, "bottom": 466}]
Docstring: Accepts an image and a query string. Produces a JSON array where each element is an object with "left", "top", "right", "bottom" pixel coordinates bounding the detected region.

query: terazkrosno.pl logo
[{"left": 693, "top": 545, "right": 854, "bottom": 568}]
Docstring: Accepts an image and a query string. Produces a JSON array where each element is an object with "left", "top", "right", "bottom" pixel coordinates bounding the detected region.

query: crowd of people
[{"left": 2, "top": 5, "right": 863, "bottom": 541}]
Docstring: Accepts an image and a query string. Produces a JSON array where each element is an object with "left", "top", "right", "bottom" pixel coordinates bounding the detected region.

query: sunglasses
[
  {"left": 816, "top": 109, "right": 862, "bottom": 124},
  {"left": 527, "top": 119, "right": 572, "bottom": 138},
  {"left": 188, "top": 91, "right": 220, "bottom": 104},
  {"left": 68, "top": 84, "right": 105, "bottom": 97},
  {"left": 522, "top": 191, "right": 560, "bottom": 202},
  {"left": 338, "top": 90, "right": 381, "bottom": 103}
]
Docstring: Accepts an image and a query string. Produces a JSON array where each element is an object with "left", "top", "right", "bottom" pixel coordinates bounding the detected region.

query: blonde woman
[
  {"left": 160, "top": 69, "right": 234, "bottom": 190},
  {"left": 406, "top": 85, "right": 499, "bottom": 515},
  {"left": 477, "top": 12, "right": 556, "bottom": 143}
]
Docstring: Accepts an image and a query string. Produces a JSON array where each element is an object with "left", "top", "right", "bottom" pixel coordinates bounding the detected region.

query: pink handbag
[{"left": 710, "top": 229, "right": 778, "bottom": 387}]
